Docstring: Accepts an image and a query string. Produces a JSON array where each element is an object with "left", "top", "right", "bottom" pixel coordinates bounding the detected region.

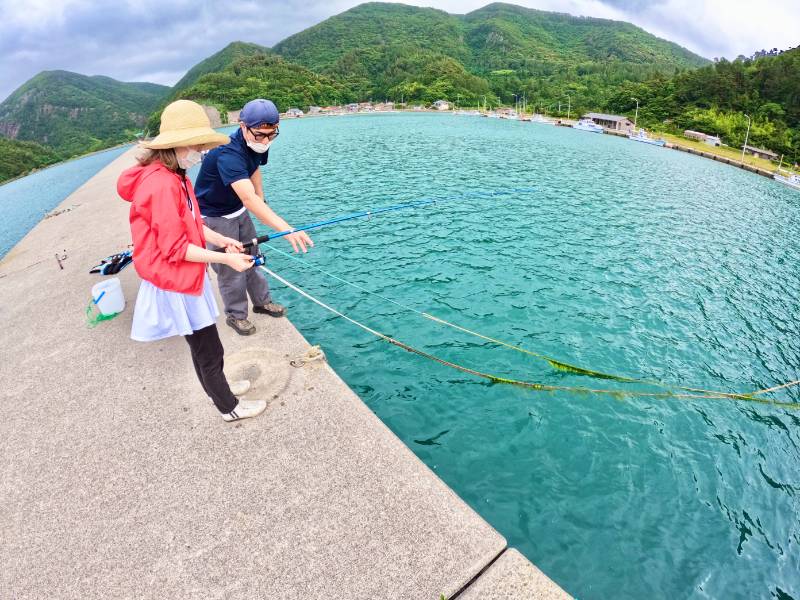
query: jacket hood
[{"left": 117, "top": 161, "right": 172, "bottom": 202}]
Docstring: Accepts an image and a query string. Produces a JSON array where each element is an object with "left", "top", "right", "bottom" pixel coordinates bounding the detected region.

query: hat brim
[{"left": 141, "top": 126, "right": 230, "bottom": 151}]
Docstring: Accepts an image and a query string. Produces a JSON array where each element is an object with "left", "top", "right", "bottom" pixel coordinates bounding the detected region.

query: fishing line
[
  {"left": 258, "top": 265, "right": 800, "bottom": 409},
  {"left": 262, "top": 244, "right": 766, "bottom": 401}
]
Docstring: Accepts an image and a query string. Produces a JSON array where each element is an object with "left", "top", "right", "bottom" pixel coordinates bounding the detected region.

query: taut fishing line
[
  {"left": 258, "top": 265, "right": 800, "bottom": 409},
  {"left": 234, "top": 186, "right": 798, "bottom": 407}
]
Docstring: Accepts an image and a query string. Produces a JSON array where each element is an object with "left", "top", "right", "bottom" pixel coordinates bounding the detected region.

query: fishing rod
[{"left": 222, "top": 187, "right": 536, "bottom": 254}]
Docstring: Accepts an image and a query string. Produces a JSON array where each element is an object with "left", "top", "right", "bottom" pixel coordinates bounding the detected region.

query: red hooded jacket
[{"left": 117, "top": 161, "right": 207, "bottom": 295}]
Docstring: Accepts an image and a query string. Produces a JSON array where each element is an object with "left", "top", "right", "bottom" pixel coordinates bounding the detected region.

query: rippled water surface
[
  {"left": 0, "top": 145, "right": 130, "bottom": 258},
  {"left": 258, "top": 114, "right": 799, "bottom": 599}
]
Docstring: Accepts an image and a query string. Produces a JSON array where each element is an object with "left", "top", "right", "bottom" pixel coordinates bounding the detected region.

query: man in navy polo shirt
[{"left": 195, "top": 98, "right": 313, "bottom": 336}]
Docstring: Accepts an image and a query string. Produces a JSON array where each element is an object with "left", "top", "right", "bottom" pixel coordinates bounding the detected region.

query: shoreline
[
  {"left": 6, "top": 110, "right": 789, "bottom": 191},
  {"left": 0, "top": 140, "right": 134, "bottom": 188}
]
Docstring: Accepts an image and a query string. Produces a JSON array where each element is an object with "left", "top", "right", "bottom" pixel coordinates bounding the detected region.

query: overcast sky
[{"left": 1, "top": 0, "right": 797, "bottom": 102}]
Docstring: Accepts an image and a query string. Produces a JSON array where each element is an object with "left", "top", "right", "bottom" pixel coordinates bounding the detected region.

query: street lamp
[
  {"left": 741, "top": 113, "right": 752, "bottom": 163},
  {"left": 631, "top": 97, "right": 639, "bottom": 129}
]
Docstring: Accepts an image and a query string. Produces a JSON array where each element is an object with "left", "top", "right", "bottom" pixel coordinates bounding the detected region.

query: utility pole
[
  {"left": 741, "top": 113, "right": 752, "bottom": 163},
  {"left": 566, "top": 94, "right": 571, "bottom": 120},
  {"left": 631, "top": 97, "right": 639, "bottom": 129}
]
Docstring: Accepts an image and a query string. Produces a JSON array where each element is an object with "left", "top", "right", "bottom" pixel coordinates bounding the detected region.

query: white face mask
[
  {"left": 247, "top": 139, "right": 271, "bottom": 154},
  {"left": 177, "top": 149, "right": 202, "bottom": 169}
]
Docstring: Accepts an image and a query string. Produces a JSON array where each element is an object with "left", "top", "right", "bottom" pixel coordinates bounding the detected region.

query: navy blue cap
[{"left": 240, "top": 99, "right": 279, "bottom": 127}]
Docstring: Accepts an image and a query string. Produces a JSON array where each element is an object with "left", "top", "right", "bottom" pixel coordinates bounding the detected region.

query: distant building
[
  {"left": 743, "top": 144, "right": 779, "bottom": 160},
  {"left": 584, "top": 113, "right": 634, "bottom": 132},
  {"left": 285, "top": 108, "right": 304, "bottom": 118},
  {"left": 433, "top": 100, "right": 450, "bottom": 111},
  {"left": 684, "top": 129, "right": 725, "bottom": 145},
  {"left": 308, "top": 106, "right": 322, "bottom": 115},
  {"left": 346, "top": 103, "right": 359, "bottom": 113},
  {"left": 684, "top": 129, "right": 707, "bottom": 141}
]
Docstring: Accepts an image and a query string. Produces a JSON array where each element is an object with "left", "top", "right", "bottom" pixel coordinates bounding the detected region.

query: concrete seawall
[
  {"left": 572, "top": 124, "right": 778, "bottom": 179},
  {"left": 0, "top": 148, "right": 570, "bottom": 599}
]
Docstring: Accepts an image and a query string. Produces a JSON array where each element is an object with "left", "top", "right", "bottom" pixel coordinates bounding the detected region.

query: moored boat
[
  {"left": 572, "top": 118, "right": 604, "bottom": 133},
  {"left": 628, "top": 128, "right": 666, "bottom": 146},
  {"left": 531, "top": 114, "right": 555, "bottom": 125},
  {"left": 774, "top": 171, "right": 800, "bottom": 191}
]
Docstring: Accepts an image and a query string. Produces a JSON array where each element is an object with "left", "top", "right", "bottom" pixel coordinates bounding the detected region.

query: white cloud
[{"left": 600, "top": 0, "right": 799, "bottom": 59}]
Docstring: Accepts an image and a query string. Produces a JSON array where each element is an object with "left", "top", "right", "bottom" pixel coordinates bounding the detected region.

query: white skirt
[{"left": 131, "top": 273, "right": 219, "bottom": 342}]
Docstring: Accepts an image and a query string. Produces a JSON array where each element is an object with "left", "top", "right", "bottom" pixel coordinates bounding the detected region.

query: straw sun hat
[{"left": 141, "top": 100, "right": 230, "bottom": 150}]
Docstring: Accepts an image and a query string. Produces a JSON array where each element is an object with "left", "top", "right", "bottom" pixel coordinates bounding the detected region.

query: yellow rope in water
[
  {"left": 259, "top": 265, "right": 800, "bottom": 409},
  {"left": 263, "top": 245, "right": 793, "bottom": 401},
  {"left": 751, "top": 380, "right": 800, "bottom": 395}
]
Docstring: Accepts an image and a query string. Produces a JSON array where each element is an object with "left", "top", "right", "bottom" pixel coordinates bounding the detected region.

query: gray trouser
[{"left": 203, "top": 211, "right": 271, "bottom": 320}]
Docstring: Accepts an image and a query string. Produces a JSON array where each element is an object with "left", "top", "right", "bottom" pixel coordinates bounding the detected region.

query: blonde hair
[{"left": 137, "top": 148, "right": 180, "bottom": 172}]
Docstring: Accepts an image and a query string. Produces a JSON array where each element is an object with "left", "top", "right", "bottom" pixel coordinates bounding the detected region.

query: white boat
[
  {"left": 628, "top": 128, "right": 666, "bottom": 147},
  {"left": 572, "top": 118, "right": 604, "bottom": 133},
  {"left": 774, "top": 171, "right": 800, "bottom": 191},
  {"left": 531, "top": 114, "right": 555, "bottom": 125}
]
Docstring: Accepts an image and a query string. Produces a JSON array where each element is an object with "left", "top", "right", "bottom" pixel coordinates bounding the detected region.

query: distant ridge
[
  {"left": 171, "top": 41, "right": 271, "bottom": 95},
  {"left": 272, "top": 2, "right": 709, "bottom": 75},
  {"left": 0, "top": 70, "right": 168, "bottom": 158}
]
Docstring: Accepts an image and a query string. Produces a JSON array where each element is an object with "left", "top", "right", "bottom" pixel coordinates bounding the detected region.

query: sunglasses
[{"left": 247, "top": 126, "right": 279, "bottom": 142}]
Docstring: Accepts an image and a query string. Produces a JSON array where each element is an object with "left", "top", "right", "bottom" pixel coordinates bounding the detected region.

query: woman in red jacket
[{"left": 118, "top": 100, "right": 266, "bottom": 422}]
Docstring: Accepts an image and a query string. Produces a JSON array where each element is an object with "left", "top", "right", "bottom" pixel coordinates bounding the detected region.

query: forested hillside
[
  {"left": 0, "top": 138, "right": 62, "bottom": 183},
  {"left": 605, "top": 47, "right": 800, "bottom": 161},
  {"left": 0, "top": 71, "right": 168, "bottom": 157},
  {"left": 272, "top": 2, "right": 709, "bottom": 108}
]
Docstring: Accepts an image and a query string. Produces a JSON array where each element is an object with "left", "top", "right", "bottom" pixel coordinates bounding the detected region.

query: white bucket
[{"left": 91, "top": 277, "right": 125, "bottom": 315}]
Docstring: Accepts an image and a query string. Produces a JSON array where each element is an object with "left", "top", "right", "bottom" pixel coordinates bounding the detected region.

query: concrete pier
[{"left": 0, "top": 148, "right": 570, "bottom": 599}]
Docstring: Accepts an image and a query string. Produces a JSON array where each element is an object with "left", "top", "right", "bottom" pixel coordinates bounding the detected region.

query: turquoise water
[
  {"left": 0, "top": 146, "right": 130, "bottom": 258},
  {"left": 256, "top": 113, "right": 799, "bottom": 599}
]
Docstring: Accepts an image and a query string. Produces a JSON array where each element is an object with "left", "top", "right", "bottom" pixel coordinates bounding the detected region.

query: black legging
[{"left": 184, "top": 324, "right": 237, "bottom": 413}]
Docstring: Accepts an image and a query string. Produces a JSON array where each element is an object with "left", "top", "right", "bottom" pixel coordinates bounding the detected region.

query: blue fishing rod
[{"left": 230, "top": 187, "right": 536, "bottom": 261}]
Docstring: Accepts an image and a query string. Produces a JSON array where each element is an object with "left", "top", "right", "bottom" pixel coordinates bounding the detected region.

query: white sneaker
[
  {"left": 229, "top": 380, "right": 251, "bottom": 397},
  {"left": 221, "top": 399, "right": 267, "bottom": 422}
]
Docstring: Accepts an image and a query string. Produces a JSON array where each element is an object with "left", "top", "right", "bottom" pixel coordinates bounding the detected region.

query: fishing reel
[{"left": 252, "top": 253, "right": 266, "bottom": 267}]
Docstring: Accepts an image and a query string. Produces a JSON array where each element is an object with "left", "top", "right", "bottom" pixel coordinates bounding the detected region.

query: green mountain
[
  {"left": 0, "top": 70, "right": 169, "bottom": 157},
  {"left": 0, "top": 138, "right": 62, "bottom": 184},
  {"left": 605, "top": 46, "right": 800, "bottom": 162},
  {"left": 273, "top": 4, "right": 467, "bottom": 72},
  {"left": 171, "top": 41, "right": 271, "bottom": 95},
  {"left": 272, "top": 2, "right": 709, "bottom": 107}
]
